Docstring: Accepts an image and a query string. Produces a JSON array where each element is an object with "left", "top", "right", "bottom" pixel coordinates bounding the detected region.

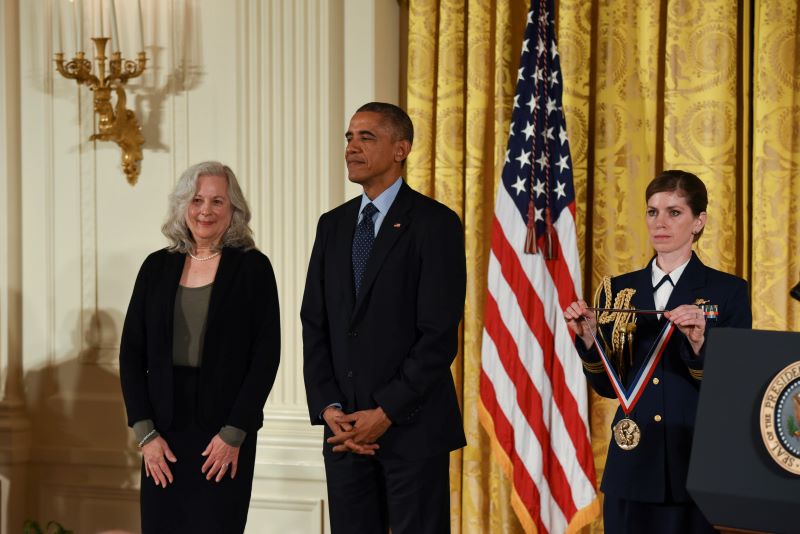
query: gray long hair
[{"left": 161, "top": 161, "right": 255, "bottom": 253}]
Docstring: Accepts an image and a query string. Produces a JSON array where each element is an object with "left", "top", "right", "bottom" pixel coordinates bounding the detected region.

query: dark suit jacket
[
  {"left": 301, "top": 181, "right": 467, "bottom": 460},
  {"left": 577, "top": 252, "right": 751, "bottom": 503},
  {"left": 119, "top": 247, "right": 281, "bottom": 434}
]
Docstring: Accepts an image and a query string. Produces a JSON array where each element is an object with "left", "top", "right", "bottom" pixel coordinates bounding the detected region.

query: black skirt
[{"left": 140, "top": 367, "right": 257, "bottom": 534}]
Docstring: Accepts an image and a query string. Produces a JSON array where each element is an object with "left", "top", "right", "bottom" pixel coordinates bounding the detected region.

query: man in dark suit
[{"left": 301, "top": 102, "right": 466, "bottom": 533}]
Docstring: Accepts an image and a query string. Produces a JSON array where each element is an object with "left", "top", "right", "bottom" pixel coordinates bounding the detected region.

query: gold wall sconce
[{"left": 53, "top": 1, "right": 147, "bottom": 185}]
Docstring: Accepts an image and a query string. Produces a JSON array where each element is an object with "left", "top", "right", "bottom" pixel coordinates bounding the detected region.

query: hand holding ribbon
[
  {"left": 663, "top": 304, "right": 705, "bottom": 356},
  {"left": 564, "top": 299, "right": 597, "bottom": 348}
]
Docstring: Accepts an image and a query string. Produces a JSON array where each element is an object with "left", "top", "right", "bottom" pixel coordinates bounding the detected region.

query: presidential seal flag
[{"left": 478, "top": 0, "right": 600, "bottom": 532}]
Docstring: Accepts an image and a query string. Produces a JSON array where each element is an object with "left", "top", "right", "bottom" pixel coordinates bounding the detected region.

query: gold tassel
[
  {"left": 544, "top": 206, "right": 556, "bottom": 260},
  {"left": 524, "top": 197, "right": 538, "bottom": 254}
]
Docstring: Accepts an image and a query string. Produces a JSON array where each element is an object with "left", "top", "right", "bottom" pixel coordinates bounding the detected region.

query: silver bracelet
[{"left": 138, "top": 429, "right": 158, "bottom": 448}]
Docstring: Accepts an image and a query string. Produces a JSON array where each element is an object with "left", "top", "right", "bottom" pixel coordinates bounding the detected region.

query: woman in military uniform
[{"left": 564, "top": 170, "right": 752, "bottom": 533}]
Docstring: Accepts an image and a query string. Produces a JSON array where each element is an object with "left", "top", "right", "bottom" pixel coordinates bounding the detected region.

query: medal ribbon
[{"left": 583, "top": 318, "right": 675, "bottom": 415}]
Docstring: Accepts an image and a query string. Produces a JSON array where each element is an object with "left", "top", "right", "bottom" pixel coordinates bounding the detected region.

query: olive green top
[{"left": 172, "top": 283, "right": 213, "bottom": 367}]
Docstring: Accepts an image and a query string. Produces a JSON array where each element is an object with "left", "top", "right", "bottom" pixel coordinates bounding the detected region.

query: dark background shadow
[{"left": 24, "top": 308, "right": 141, "bottom": 533}]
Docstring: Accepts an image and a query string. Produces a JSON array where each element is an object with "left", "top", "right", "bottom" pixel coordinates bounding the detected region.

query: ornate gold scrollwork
[{"left": 55, "top": 38, "right": 147, "bottom": 185}]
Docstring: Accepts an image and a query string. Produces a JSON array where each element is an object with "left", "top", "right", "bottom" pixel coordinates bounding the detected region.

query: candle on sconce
[
  {"left": 136, "top": 0, "right": 144, "bottom": 52},
  {"left": 54, "top": 0, "right": 63, "bottom": 52},
  {"left": 53, "top": 0, "right": 149, "bottom": 185},
  {"left": 109, "top": 0, "right": 119, "bottom": 51},
  {"left": 75, "top": 0, "right": 83, "bottom": 51},
  {"left": 69, "top": 0, "right": 77, "bottom": 52},
  {"left": 97, "top": 0, "right": 104, "bottom": 37}
]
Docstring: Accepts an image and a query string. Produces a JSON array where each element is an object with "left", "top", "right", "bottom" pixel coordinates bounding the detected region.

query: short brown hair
[{"left": 646, "top": 169, "right": 708, "bottom": 241}]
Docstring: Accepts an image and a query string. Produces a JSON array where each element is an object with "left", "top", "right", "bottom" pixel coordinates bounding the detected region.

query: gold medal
[{"left": 613, "top": 417, "right": 641, "bottom": 450}]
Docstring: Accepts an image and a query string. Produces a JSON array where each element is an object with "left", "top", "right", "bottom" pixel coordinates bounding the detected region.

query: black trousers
[
  {"left": 603, "top": 494, "right": 718, "bottom": 534},
  {"left": 140, "top": 367, "right": 257, "bottom": 534},
  {"left": 324, "top": 451, "right": 450, "bottom": 534}
]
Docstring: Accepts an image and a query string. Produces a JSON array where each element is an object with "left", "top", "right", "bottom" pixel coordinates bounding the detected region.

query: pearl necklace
[{"left": 188, "top": 251, "right": 220, "bottom": 262}]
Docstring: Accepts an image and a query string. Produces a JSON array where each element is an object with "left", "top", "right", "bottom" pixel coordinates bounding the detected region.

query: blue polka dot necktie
[{"left": 352, "top": 203, "right": 378, "bottom": 297}]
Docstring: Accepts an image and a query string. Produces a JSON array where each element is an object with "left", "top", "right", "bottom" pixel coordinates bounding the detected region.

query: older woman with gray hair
[{"left": 119, "top": 161, "right": 280, "bottom": 533}]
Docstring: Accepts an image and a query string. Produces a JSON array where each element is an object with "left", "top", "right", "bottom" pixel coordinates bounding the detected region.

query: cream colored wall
[{"left": 0, "top": 1, "right": 399, "bottom": 533}]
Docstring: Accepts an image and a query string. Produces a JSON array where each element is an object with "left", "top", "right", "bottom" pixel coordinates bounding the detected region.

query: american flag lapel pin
[{"left": 393, "top": 223, "right": 401, "bottom": 228}]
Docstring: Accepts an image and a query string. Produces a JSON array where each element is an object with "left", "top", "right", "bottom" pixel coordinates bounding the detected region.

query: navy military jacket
[{"left": 577, "top": 252, "right": 751, "bottom": 503}]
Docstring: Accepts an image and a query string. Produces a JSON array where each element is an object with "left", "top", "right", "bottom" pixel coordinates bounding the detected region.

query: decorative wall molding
[
  {"left": 37, "top": 484, "right": 140, "bottom": 534},
  {"left": 247, "top": 496, "right": 325, "bottom": 534}
]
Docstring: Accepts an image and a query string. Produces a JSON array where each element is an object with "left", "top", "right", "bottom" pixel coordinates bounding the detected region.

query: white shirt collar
[{"left": 651, "top": 256, "right": 691, "bottom": 287}]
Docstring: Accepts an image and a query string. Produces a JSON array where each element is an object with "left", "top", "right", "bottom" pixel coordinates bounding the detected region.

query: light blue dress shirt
[{"left": 357, "top": 176, "right": 404, "bottom": 235}]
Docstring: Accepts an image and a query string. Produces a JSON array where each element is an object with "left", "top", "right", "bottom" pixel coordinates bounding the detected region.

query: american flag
[{"left": 478, "top": 0, "right": 599, "bottom": 532}]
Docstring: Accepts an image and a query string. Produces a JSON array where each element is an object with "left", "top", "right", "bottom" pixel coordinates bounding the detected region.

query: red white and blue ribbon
[{"left": 584, "top": 319, "right": 675, "bottom": 415}]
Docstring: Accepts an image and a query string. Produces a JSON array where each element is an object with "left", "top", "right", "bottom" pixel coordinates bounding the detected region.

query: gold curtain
[{"left": 403, "top": 0, "right": 800, "bottom": 532}]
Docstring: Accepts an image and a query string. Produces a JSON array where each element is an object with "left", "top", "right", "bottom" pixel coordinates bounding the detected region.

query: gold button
[
  {"left": 652, "top": 377, "right": 660, "bottom": 385},
  {"left": 654, "top": 414, "right": 662, "bottom": 422}
]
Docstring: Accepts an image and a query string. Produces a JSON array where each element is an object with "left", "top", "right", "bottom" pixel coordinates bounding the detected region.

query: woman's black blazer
[{"left": 119, "top": 246, "right": 281, "bottom": 434}]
